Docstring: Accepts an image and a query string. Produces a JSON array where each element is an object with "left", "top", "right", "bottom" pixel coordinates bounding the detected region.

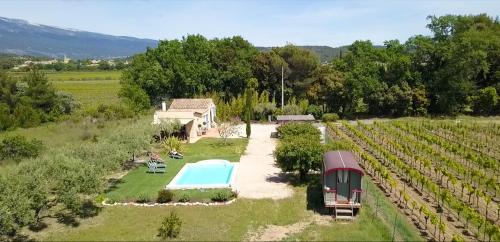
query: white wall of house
[{"left": 152, "top": 100, "right": 217, "bottom": 141}]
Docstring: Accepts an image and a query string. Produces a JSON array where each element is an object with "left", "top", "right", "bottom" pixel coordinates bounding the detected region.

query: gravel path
[{"left": 234, "top": 124, "right": 293, "bottom": 199}]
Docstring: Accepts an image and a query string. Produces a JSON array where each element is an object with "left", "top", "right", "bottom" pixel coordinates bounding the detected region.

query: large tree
[
  {"left": 408, "top": 14, "right": 500, "bottom": 114},
  {"left": 252, "top": 51, "right": 290, "bottom": 103},
  {"left": 121, "top": 35, "right": 258, "bottom": 107}
]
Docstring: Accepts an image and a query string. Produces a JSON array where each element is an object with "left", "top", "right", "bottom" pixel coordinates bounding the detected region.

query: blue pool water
[{"left": 168, "top": 160, "right": 235, "bottom": 188}]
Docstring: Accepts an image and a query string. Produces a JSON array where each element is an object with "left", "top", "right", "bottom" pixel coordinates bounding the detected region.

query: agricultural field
[
  {"left": 8, "top": 71, "right": 122, "bottom": 108},
  {"left": 52, "top": 79, "right": 121, "bottom": 108},
  {"left": 328, "top": 119, "right": 500, "bottom": 242},
  {"left": 44, "top": 71, "right": 121, "bottom": 81},
  {"left": 9, "top": 70, "right": 121, "bottom": 81},
  {"left": 48, "top": 71, "right": 122, "bottom": 108}
]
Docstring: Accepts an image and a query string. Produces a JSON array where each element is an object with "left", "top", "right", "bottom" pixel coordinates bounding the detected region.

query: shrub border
[{"left": 102, "top": 198, "right": 236, "bottom": 207}]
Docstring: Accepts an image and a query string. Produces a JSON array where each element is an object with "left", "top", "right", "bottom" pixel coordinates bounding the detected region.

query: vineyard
[{"left": 327, "top": 120, "right": 500, "bottom": 242}]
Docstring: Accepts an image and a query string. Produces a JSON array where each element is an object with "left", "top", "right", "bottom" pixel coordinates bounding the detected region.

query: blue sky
[{"left": 0, "top": 0, "right": 499, "bottom": 47}]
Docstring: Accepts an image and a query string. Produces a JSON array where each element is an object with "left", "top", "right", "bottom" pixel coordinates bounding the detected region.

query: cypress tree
[{"left": 244, "top": 78, "right": 258, "bottom": 138}]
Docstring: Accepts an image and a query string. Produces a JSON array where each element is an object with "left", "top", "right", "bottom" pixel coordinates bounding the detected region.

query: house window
[{"left": 337, "top": 170, "right": 349, "bottom": 183}]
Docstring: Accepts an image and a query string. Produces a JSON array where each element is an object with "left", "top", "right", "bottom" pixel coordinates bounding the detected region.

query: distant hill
[
  {"left": 257, "top": 45, "right": 350, "bottom": 62},
  {"left": 0, "top": 16, "right": 378, "bottom": 62},
  {"left": 0, "top": 16, "right": 158, "bottom": 59}
]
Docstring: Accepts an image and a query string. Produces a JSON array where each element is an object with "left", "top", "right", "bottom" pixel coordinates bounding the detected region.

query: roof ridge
[{"left": 338, "top": 150, "right": 346, "bottom": 168}]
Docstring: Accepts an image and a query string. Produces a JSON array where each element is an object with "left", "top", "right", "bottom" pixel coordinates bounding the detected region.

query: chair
[
  {"left": 155, "top": 164, "right": 166, "bottom": 173},
  {"left": 156, "top": 162, "right": 166, "bottom": 169},
  {"left": 147, "top": 161, "right": 156, "bottom": 173},
  {"left": 168, "top": 150, "right": 184, "bottom": 159},
  {"left": 147, "top": 161, "right": 166, "bottom": 173}
]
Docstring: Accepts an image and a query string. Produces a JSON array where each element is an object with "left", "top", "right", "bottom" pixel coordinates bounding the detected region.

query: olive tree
[{"left": 217, "top": 118, "right": 241, "bottom": 145}]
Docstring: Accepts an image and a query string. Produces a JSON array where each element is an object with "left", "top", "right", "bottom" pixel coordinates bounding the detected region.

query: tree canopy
[{"left": 122, "top": 14, "right": 500, "bottom": 117}]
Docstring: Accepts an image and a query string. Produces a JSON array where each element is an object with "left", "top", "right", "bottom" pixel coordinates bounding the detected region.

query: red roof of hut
[{"left": 323, "top": 151, "right": 364, "bottom": 175}]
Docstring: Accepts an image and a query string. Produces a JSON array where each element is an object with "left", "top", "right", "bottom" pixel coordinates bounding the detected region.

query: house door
[
  {"left": 209, "top": 108, "right": 213, "bottom": 128},
  {"left": 336, "top": 170, "right": 349, "bottom": 202}
]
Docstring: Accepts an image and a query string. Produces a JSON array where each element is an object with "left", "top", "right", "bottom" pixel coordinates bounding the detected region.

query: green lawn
[
  {"left": 286, "top": 204, "right": 392, "bottom": 241},
  {"left": 105, "top": 138, "right": 248, "bottom": 202},
  {"left": 36, "top": 177, "right": 422, "bottom": 241}
]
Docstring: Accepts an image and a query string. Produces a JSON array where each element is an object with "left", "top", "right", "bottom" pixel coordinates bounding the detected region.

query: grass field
[
  {"left": 106, "top": 138, "right": 248, "bottom": 203},
  {"left": 0, "top": 115, "right": 151, "bottom": 173},
  {"left": 33, "top": 176, "right": 422, "bottom": 241}
]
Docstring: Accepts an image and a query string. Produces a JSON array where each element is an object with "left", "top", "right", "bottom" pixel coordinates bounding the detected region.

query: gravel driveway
[{"left": 234, "top": 124, "right": 293, "bottom": 199}]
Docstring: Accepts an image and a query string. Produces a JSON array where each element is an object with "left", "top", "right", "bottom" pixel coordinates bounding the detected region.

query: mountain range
[
  {"left": 0, "top": 16, "right": 346, "bottom": 61},
  {"left": 0, "top": 17, "right": 157, "bottom": 59}
]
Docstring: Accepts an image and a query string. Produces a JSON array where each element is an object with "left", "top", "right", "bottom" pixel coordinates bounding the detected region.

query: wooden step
[
  {"left": 335, "top": 215, "right": 354, "bottom": 220},
  {"left": 335, "top": 208, "right": 353, "bottom": 214}
]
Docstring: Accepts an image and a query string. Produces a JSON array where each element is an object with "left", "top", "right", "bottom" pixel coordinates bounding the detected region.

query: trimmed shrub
[
  {"left": 136, "top": 193, "right": 152, "bottom": 203},
  {"left": 178, "top": 194, "right": 190, "bottom": 203},
  {"left": 322, "top": 113, "right": 339, "bottom": 122},
  {"left": 157, "top": 190, "right": 174, "bottom": 203},
  {"left": 158, "top": 211, "right": 182, "bottom": 239},
  {"left": 276, "top": 123, "right": 320, "bottom": 140},
  {"left": 211, "top": 190, "right": 235, "bottom": 202}
]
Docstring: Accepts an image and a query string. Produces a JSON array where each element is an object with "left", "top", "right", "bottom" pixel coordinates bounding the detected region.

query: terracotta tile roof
[{"left": 168, "top": 99, "right": 214, "bottom": 110}]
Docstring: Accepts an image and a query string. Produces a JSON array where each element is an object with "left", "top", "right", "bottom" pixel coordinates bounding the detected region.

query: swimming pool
[{"left": 166, "top": 159, "right": 237, "bottom": 189}]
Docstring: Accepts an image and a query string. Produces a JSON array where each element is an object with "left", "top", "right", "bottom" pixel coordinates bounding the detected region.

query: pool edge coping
[{"left": 165, "top": 159, "right": 238, "bottom": 190}]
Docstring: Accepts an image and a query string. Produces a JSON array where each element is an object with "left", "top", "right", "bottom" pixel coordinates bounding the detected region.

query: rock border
[{"left": 102, "top": 198, "right": 236, "bottom": 207}]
